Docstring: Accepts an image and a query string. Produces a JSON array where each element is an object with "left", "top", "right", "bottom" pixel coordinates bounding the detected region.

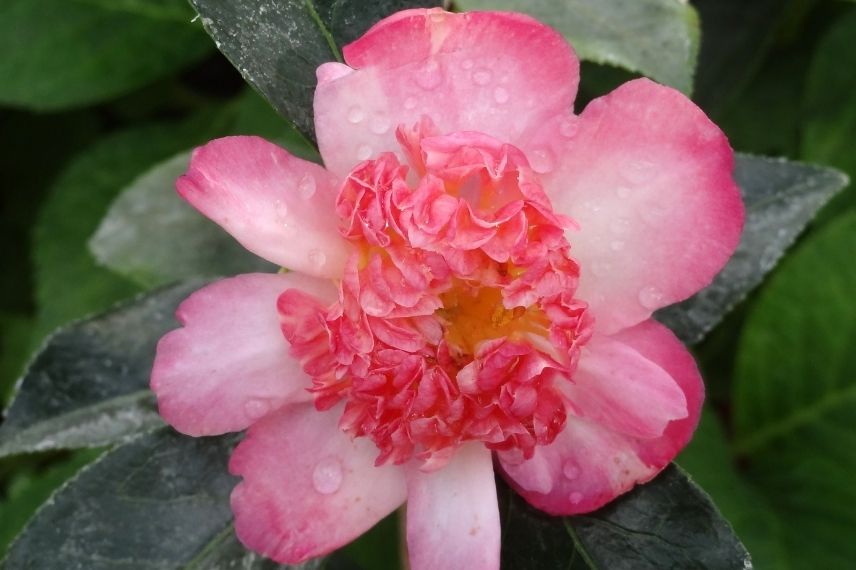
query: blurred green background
[{"left": 1, "top": 0, "right": 854, "bottom": 567}]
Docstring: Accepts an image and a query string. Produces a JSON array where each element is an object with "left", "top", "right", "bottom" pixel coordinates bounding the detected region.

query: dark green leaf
[
  {"left": 457, "top": 0, "right": 699, "bottom": 94},
  {"left": 656, "top": 154, "right": 848, "bottom": 345},
  {"left": 499, "top": 465, "right": 750, "bottom": 569},
  {"left": 0, "top": 430, "right": 303, "bottom": 569},
  {"left": 0, "top": 0, "right": 211, "bottom": 110},
  {"left": 89, "top": 152, "right": 274, "bottom": 288},
  {"left": 0, "top": 283, "right": 201, "bottom": 458},
  {"left": 188, "top": 0, "right": 443, "bottom": 140},
  {"left": 677, "top": 408, "right": 787, "bottom": 569},
  {"left": 733, "top": 212, "right": 856, "bottom": 568},
  {"left": 33, "top": 116, "right": 231, "bottom": 340},
  {"left": 802, "top": 6, "right": 856, "bottom": 217}
]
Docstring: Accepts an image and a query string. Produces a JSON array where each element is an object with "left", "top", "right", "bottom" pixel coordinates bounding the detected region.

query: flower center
[{"left": 279, "top": 120, "right": 593, "bottom": 469}]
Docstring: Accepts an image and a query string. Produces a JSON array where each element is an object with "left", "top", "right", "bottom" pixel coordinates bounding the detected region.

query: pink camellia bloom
[{"left": 151, "top": 8, "right": 743, "bottom": 569}]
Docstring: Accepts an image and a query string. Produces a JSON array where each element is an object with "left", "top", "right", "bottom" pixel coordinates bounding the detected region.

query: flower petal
[
  {"left": 230, "top": 403, "right": 407, "bottom": 564},
  {"left": 500, "top": 319, "right": 703, "bottom": 514},
  {"left": 177, "top": 136, "right": 350, "bottom": 278},
  {"left": 532, "top": 79, "right": 744, "bottom": 334},
  {"left": 563, "top": 334, "right": 688, "bottom": 439},
  {"left": 406, "top": 443, "right": 500, "bottom": 570},
  {"left": 315, "top": 9, "right": 579, "bottom": 177},
  {"left": 151, "top": 272, "right": 336, "bottom": 436}
]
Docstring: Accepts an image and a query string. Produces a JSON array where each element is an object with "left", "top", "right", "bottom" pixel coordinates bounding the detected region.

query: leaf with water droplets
[
  {"left": 0, "top": 429, "right": 318, "bottom": 569},
  {"left": 656, "top": 154, "right": 848, "bottom": 345},
  {"left": 458, "top": 0, "right": 700, "bottom": 94},
  {"left": 188, "top": 0, "right": 444, "bottom": 141},
  {"left": 499, "top": 464, "right": 751, "bottom": 569},
  {"left": 0, "top": 282, "right": 204, "bottom": 458}
]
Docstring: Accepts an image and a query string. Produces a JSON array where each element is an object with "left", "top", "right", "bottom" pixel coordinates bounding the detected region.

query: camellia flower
[{"left": 151, "top": 8, "right": 743, "bottom": 569}]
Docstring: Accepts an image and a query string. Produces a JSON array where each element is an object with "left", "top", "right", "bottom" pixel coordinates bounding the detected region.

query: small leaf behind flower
[
  {"left": 188, "top": 0, "right": 444, "bottom": 140},
  {"left": 499, "top": 465, "right": 751, "bottom": 570},
  {"left": 0, "top": 282, "right": 202, "bottom": 458},
  {"left": 656, "top": 154, "right": 848, "bottom": 345}
]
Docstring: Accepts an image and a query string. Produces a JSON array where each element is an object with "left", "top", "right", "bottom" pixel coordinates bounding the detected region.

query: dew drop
[
  {"left": 308, "top": 249, "right": 327, "bottom": 269},
  {"left": 621, "top": 159, "right": 657, "bottom": 184},
  {"left": 312, "top": 457, "right": 343, "bottom": 495},
  {"left": 569, "top": 491, "right": 583, "bottom": 505},
  {"left": 244, "top": 398, "right": 270, "bottom": 420},
  {"left": 274, "top": 199, "right": 288, "bottom": 222},
  {"left": 529, "top": 148, "right": 555, "bottom": 174},
  {"left": 493, "top": 86, "right": 509, "bottom": 104},
  {"left": 609, "top": 217, "right": 630, "bottom": 234},
  {"left": 461, "top": 59, "right": 474, "bottom": 70},
  {"left": 616, "top": 186, "right": 631, "bottom": 199},
  {"left": 357, "top": 144, "right": 372, "bottom": 160},
  {"left": 638, "top": 286, "right": 664, "bottom": 309},
  {"left": 562, "top": 460, "right": 580, "bottom": 480},
  {"left": 610, "top": 240, "right": 625, "bottom": 251},
  {"left": 346, "top": 106, "right": 365, "bottom": 124},
  {"left": 370, "top": 115, "right": 391, "bottom": 135},
  {"left": 472, "top": 69, "right": 492, "bottom": 86},
  {"left": 298, "top": 174, "right": 316, "bottom": 200},
  {"left": 416, "top": 59, "right": 443, "bottom": 90},
  {"left": 404, "top": 96, "right": 418, "bottom": 110},
  {"left": 559, "top": 118, "right": 579, "bottom": 138}
]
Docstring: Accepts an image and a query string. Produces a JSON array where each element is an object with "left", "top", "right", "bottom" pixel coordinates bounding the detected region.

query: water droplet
[
  {"left": 472, "top": 69, "right": 492, "bottom": 86},
  {"left": 312, "top": 457, "right": 343, "bottom": 494},
  {"left": 529, "top": 148, "right": 555, "bottom": 174},
  {"left": 416, "top": 59, "right": 442, "bottom": 90},
  {"left": 404, "top": 96, "right": 417, "bottom": 110},
  {"left": 493, "top": 86, "right": 509, "bottom": 104},
  {"left": 610, "top": 240, "right": 625, "bottom": 251},
  {"left": 461, "top": 59, "right": 474, "bottom": 70},
  {"left": 559, "top": 118, "right": 579, "bottom": 138},
  {"left": 274, "top": 199, "right": 288, "bottom": 222},
  {"left": 616, "top": 186, "right": 631, "bottom": 199},
  {"left": 370, "top": 115, "right": 390, "bottom": 135},
  {"left": 346, "top": 106, "right": 365, "bottom": 124},
  {"left": 562, "top": 460, "right": 580, "bottom": 480},
  {"left": 569, "top": 491, "right": 583, "bottom": 505},
  {"left": 298, "top": 174, "right": 316, "bottom": 200},
  {"left": 638, "top": 286, "right": 664, "bottom": 309},
  {"left": 308, "top": 249, "right": 327, "bottom": 269},
  {"left": 621, "top": 159, "right": 657, "bottom": 184},
  {"left": 244, "top": 398, "right": 270, "bottom": 420},
  {"left": 357, "top": 144, "right": 372, "bottom": 160}
]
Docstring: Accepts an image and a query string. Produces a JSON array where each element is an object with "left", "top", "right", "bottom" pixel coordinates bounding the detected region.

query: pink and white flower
[{"left": 151, "top": 8, "right": 743, "bottom": 569}]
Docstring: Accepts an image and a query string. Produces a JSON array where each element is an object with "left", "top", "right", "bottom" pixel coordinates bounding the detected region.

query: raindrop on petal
[
  {"left": 569, "top": 491, "right": 583, "bottom": 505},
  {"left": 559, "top": 118, "right": 579, "bottom": 138},
  {"left": 529, "top": 148, "right": 555, "bottom": 174},
  {"left": 638, "top": 286, "right": 665, "bottom": 309},
  {"left": 308, "top": 249, "right": 327, "bottom": 269},
  {"left": 312, "top": 457, "right": 344, "bottom": 494},
  {"left": 472, "top": 69, "right": 492, "bottom": 86},
  {"left": 416, "top": 59, "right": 443, "bottom": 90},
  {"left": 298, "top": 174, "right": 316, "bottom": 200},
  {"left": 562, "top": 460, "right": 580, "bottom": 480},
  {"left": 493, "top": 86, "right": 509, "bottom": 104},
  {"left": 347, "top": 106, "right": 365, "bottom": 124},
  {"left": 621, "top": 159, "right": 657, "bottom": 184},
  {"left": 357, "top": 144, "right": 372, "bottom": 160},
  {"left": 370, "top": 116, "right": 391, "bottom": 135},
  {"left": 404, "top": 97, "right": 418, "bottom": 110},
  {"left": 244, "top": 398, "right": 271, "bottom": 420}
]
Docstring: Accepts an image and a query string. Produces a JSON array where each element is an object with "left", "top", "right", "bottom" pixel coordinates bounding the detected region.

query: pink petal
[
  {"left": 151, "top": 272, "right": 336, "bottom": 436},
  {"left": 315, "top": 10, "right": 579, "bottom": 177},
  {"left": 406, "top": 443, "right": 500, "bottom": 570},
  {"left": 563, "top": 334, "right": 688, "bottom": 439},
  {"left": 176, "top": 136, "right": 350, "bottom": 278},
  {"left": 230, "top": 403, "right": 407, "bottom": 564},
  {"left": 500, "top": 319, "right": 703, "bottom": 515},
  {"left": 531, "top": 79, "right": 744, "bottom": 334}
]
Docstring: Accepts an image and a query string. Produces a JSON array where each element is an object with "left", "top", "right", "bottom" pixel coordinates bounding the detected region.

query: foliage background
[{"left": 1, "top": 0, "right": 854, "bottom": 568}]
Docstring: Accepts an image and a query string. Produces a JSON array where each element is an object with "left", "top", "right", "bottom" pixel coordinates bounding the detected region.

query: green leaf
[
  {"left": 0, "top": 430, "right": 302, "bottom": 569},
  {"left": 457, "top": 0, "right": 699, "bottom": 95},
  {"left": 0, "top": 450, "right": 101, "bottom": 557},
  {"left": 0, "top": 283, "right": 201, "bottom": 458},
  {"left": 677, "top": 408, "right": 787, "bottom": 569},
  {"left": 802, "top": 6, "right": 856, "bottom": 217},
  {"left": 33, "top": 116, "right": 231, "bottom": 340},
  {"left": 499, "top": 465, "right": 750, "bottom": 569},
  {"left": 89, "top": 151, "right": 274, "bottom": 288},
  {"left": 732, "top": 212, "right": 856, "bottom": 568},
  {"left": 0, "top": 0, "right": 211, "bottom": 110},
  {"left": 188, "top": 0, "right": 443, "bottom": 140},
  {"left": 656, "top": 154, "right": 848, "bottom": 345}
]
